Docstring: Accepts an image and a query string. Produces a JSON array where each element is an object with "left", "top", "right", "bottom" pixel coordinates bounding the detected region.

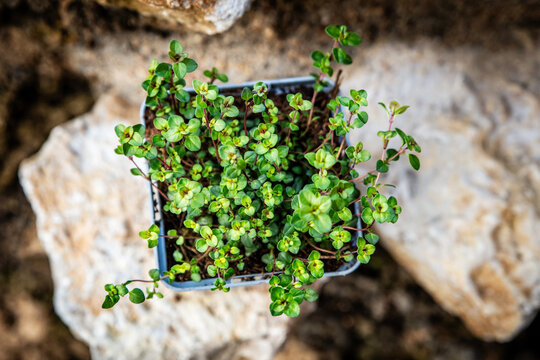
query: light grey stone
[
  {"left": 19, "top": 94, "right": 288, "bottom": 360},
  {"left": 345, "top": 41, "right": 540, "bottom": 341}
]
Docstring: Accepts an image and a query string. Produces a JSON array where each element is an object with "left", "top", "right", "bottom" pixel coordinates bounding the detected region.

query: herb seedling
[{"left": 103, "top": 26, "right": 420, "bottom": 317}]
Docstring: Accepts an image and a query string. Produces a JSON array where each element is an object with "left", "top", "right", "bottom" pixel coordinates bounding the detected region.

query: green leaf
[
  {"left": 101, "top": 295, "right": 117, "bottom": 309},
  {"left": 395, "top": 105, "right": 409, "bottom": 115},
  {"left": 332, "top": 47, "right": 352, "bottom": 65},
  {"left": 155, "top": 63, "right": 171, "bottom": 78},
  {"left": 130, "top": 168, "right": 142, "bottom": 176},
  {"left": 312, "top": 214, "right": 332, "bottom": 234},
  {"left": 378, "top": 102, "right": 389, "bottom": 115},
  {"left": 169, "top": 40, "right": 183, "bottom": 54},
  {"left": 353, "top": 111, "right": 368, "bottom": 128},
  {"left": 373, "top": 210, "right": 386, "bottom": 223},
  {"left": 308, "top": 250, "right": 321, "bottom": 261},
  {"left": 207, "top": 265, "right": 217, "bottom": 277},
  {"left": 214, "top": 119, "right": 226, "bottom": 131},
  {"left": 183, "top": 58, "right": 198, "bottom": 73},
  {"left": 357, "top": 253, "right": 371, "bottom": 264},
  {"left": 114, "top": 124, "right": 126, "bottom": 137},
  {"left": 344, "top": 32, "right": 362, "bottom": 46},
  {"left": 152, "top": 135, "right": 165, "bottom": 147},
  {"left": 129, "top": 288, "right": 145, "bottom": 304},
  {"left": 304, "top": 288, "right": 319, "bottom": 302},
  {"left": 408, "top": 154, "right": 420, "bottom": 170},
  {"left": 361, "top": 208, "right": 374, "bottom": 225},
  {"left": 115, "top": 284, "right": 128, "bottom": 296},
  {"left": 241, "top": 87, "right": 252, "bottom": 101},
  {"left": 196, "top": 239, "right": 208, "bottom": 253},
  {"left": 149, "top": 269, "right": 160, "bottom": 281},
  {"left": 325, "top": 25, "right": 340, "bottom": 38},
  {"left": 284, "top": 301, "right": 300, "bottom": 317},
  {"left": 376, "top": 160, "right": 389, "bottom": 173},
  {"left": 173, "top": 62, "right": 187, "bottom": 79},
  {"left": 311, "top": 50, "right": 324, "bottom": 61},
  {"left": 270, "top": 301, "right": 286, "bottom": 316},
  {"left": 365, "top": 233, "right": 379, "bottom": 244},
  {"left": 395, "top": 128, "right": 408, "bottom": 145},
  {"left": 185, "top": 134, "right": 201, "bottom": 152},
  {"left": 252, "top": 103, "right": 265, "bottom": 113},
  {"left": 154, "top": 117, "right": 168, "bottom": 130},
  {"left": 217, "top": 73, "right": 228, "bottom": 82}
]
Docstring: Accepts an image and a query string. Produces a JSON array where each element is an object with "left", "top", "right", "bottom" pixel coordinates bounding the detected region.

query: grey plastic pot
[{"left": 140, "top": 76, "right": 361, "bottom": 291}]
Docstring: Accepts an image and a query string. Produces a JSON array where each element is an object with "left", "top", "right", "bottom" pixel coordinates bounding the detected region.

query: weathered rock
[
  {"left": 19, "top": 93, "right": 288, "bottom": 360},
  {"left": 345, "top": 41, "right": 540, "bottom": 342},
  {"left": 95, "top": 0, "right": 252, "bottom": 34}
]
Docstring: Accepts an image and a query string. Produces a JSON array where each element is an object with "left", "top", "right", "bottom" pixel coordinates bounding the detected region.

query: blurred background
[{"left": 1, "top": 0, "right": 539, "bottom": 359}]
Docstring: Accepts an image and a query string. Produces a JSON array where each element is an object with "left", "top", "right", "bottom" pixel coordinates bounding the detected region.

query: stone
[
  {"left": 19, "top": 93, "right": 288, "bottom": 360},
  {"left": 344, "top": 41, "right": 540, "bottom": 342},
  {"left": 95, "top": 0, "right": 252, "bottom": 34}
]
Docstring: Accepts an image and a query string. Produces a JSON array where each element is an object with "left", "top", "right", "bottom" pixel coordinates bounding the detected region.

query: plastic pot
[{"left": 140, "top": 76, "right": 361, "bottom": 291}]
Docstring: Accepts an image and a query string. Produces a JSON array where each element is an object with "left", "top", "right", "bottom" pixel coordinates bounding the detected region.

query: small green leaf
[
  {"left": 325, "top": 25, "right": 340, "bottom": 38},
  {"left": 129, "top": 288, "right": 145, "bottom": 304},
  {"left": 311, "top": 50, "right": 324, "bottom": 61},
  {"left": 155, "top": 63, "right": 171, "bottom": 78},
  {"left": 284, "top": 301, "right": 300, "bottom": 317},
  {"left": 169, "top": 40, "right": 183, "bottom": 54},
  {"left": 217, "top": 73, "right": 228, "bottom": 82},
  {"left": 332, "top": 47, "right": 352, "bottom": 65},
  {"left": 183, "top": 58, "right": 198, "bottom": 73},
  {"left": 196, "top": 239, "right": 208, "bottom": 253},
  {"left": 344, "top": 32, "right": 362, "bottom": 46},
  {"left": 185, "top": 134, "right": 201, "bottom": 152},
  {"left": 115, "top": 284, "right": 128, "bottom": 296},
  {"left": 304, "top": 288, "right": 319, "bottom": 302},
  {"left": 408, "top": 154, "right": 420, "bottom": 170},
  {"left": 173, "top": 62, "right": 187, "bottom": 79},
  {"left": 130, "top": 168, "right": 142, "bottom": 176},
  {"left": 376, "top": 160, "right": 389, "bottom": 173},
  {"left": 101, "top": 295, "right": 117, "bottom": 309},
  {"left": 361, "top": 208, "right": 374, "bottom": 225},
  {"left": 149, "top": 269, "right": 160, "bottom": 281},
  {"left": 365, "top": 233, "right": 379, "bottom": 244}
]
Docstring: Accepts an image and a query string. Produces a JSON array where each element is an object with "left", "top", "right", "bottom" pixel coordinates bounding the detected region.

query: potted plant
[{"left": 102, "top": 25, "right": 421, "bottom": 317}]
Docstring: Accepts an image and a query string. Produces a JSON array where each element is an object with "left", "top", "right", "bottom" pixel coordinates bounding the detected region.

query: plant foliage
[{"left": 103, "top": 27, "right": 420, "bottom": 317}]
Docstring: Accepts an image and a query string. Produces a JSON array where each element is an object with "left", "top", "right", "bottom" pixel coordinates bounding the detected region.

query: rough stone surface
[
  {"left": 345, "top": 41, "right": 540, "bottom": 342},
  {"left": 19, "top": 93, "right": 288, "bottom": 360},
  {"left": 95, "top": 0, "right": 252, "bottom": 34}
]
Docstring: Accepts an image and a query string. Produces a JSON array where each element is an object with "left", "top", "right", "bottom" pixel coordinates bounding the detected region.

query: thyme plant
[{"left": 102, "top": 25, "right": 420, "bottom": 317}]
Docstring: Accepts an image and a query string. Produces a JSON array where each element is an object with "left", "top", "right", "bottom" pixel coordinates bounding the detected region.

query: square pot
[{"left": 140, "top": 76, "right": 361, "bottom": 291}]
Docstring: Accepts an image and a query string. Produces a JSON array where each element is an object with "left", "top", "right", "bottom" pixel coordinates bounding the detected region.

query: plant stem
[
  {"left": 342, "top": 225, "right": 371, "bottom": 232},
  {"left": 307, "top": 239, "right": 336, "bottom": 255},
  {"left": 305, "top": 40, "right": 339, "bottom": 133},
  {"left": 374, "top": 114, "right": 396, "bottom": 185},
  {"left": 336, "top": 135, "right": 346, "bottom": 159},
  {"left": 349, "top": 146, "right": 406, "bottom": 182},
  {"left": 201, "top": 95, "right": 222, "bottom": 163},
  {"left": 304, "top": 73, "right": 323, "bottom": 132},
  {"left": 129, "top": 157, "right": 170, "bottom": 201},
  {"left": 126, "top": 274, "right": 169, "bottom": 284},
  {"left": 243, "top": 100, "right": 250, "bottom": 136}
]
